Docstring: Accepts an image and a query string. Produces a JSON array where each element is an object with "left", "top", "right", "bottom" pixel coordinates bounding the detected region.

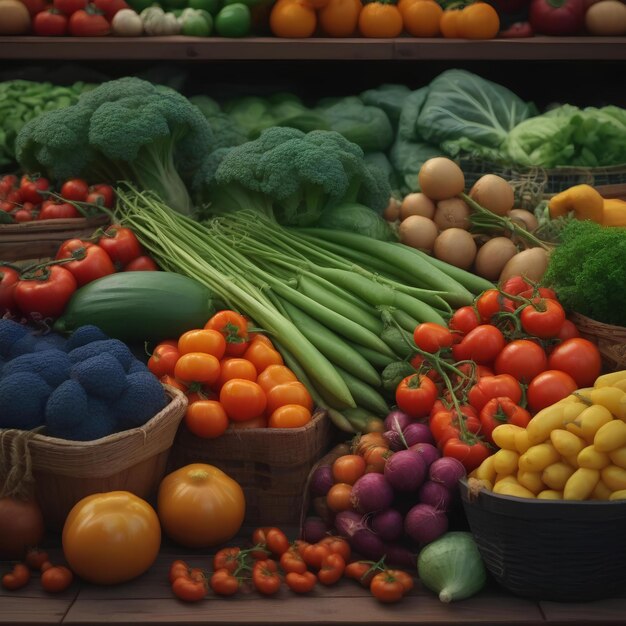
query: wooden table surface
[{"left": 2, "top": 539, "right": 626, "bottom": 626}]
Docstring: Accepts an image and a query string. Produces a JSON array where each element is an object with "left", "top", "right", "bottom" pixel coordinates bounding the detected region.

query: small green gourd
[{"left": 417, "top": 531, "right": 487, "bottom": 603}]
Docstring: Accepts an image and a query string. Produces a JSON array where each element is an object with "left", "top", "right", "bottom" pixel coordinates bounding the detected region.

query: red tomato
[
  {"left": 13, "top": 209, "right": 34, "bottom": 222},
  {"left": 527, "top": 370, "right": 578, "bottom": 413},
  {"left": 252, "top": 559, "right": 281, "bottom": 595},
  {"left": 452, "top": 324, "right": 506, "bottom": 365},
  {"left": 494, "top": 339, "right": 548, "bottom": 383},
  {"left": 20, "top": 0, "right": 47, "bottom": 15},
  {"left": 412, "top": 322, "right": 454, "bottom": 353},
  {"left": 467, "top": 374, "right": 522, "bottom": 412},
  {"left": 147, "top": 342, "right": 180, "bottom": 378},
  {"left": 93, "top": 0, "right": 129, "bottom": 19},
  {"left": 53, "top": 0, "right": 87, "bottom": 14},
  {"left": 40, "top": 566, "right": 74, "bottom": 593},
  {"left": 475, "top": 289, "right": 508, "bottom": 322},
  {"left": 68, "top": 7, "right": 111, "bottom": 35},
  {"left": 124, "top": 256, "right": 158, "bottom": 271},
  {"left": 19, "top": 176, "right": 50, "bottom": 205},
  {"left": 500, "top": 275, "right": 533, "bottom": 296},
  {"left": 479, "top": 397, "right": 532, "bottom": 445},
  {"left": 520, "top": 299, "right": 566, "bottom": 339},
  {"left": 442, "top": 437, "right": 491, "bottom": 473},
  {"left": 429, "top": 408, "right": 481, "bottom": 447},
  {"left": 38, "top": 202, "right": 80, "bottom": 220},
  {"left": 518, "top": 287, "right": 558, "bottom": 301},
  {"left": 55, "top": 240, "right": 116, "bottom": 287},
  {"left": 61, "top": 178, "right": 89, "bottom": 202},
  {"left": 97, "top": 224, "right": 142, "bottom": 268},
  {"left": 547, "top": 338, "right": 602, "bottom": 388},
  {"left": 395, "top": 374, "right": 437, "bottom": 419},
  {"left": 449, "top": 306, "right": 480, "bottom": 336},
  {"left": 205, "top": 310, "right": 250, "bottom": 357},
  {"left": 33, "top": 9, "right": 69, "bottom": 35},
  {"left": 14, "top": 266, "right": 77, "bottom": 319},
  {"left": 317, "top": 553, "right": 346, "bottom": 586},
  {"left": 555, "top": 319, "right": 580, "bottom": 342},
  {"left": 89, "top": 184, "right": 115, "bottom": 208}
]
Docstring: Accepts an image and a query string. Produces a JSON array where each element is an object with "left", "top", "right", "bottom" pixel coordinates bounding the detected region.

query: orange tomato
[
  {"left": 243, "top": 340, "right": 284, "bottom": 373},
  {"left": 266, "top": 381, "right": 313, "bottom": 414},
  {"left": 218, "top": 358, "right": 258, "bottom": 387},
  {"left": 248, "top": 333, "right": 274, "bottom": 347},
  {"left": 230, "top": 414, "right": 269, "bottom": 429},
  {"left": 256, "top": 364, "right": 298, "bottom": 393},
  {"left": 326, "top": 482, "right": 353, "bottom": 512},
  {"left": 318, "top": 0, "right": 361, "bottom": 37},
  {"left": 62, "top": 492, "right": 161, "bottom": 585},
  {"left": 332, "top": 454, "right": 367, "bottom": 485},
  {"left": 397, "top": 0, "right": 428, "bottom": 15},
  {"left": 268, "top": 404, "right": 312, "bottom": 428},
  {"left": 204, "top": 310, "right": 250, "bottom": 357},
  {"left": 458, "top": 2, "right": 499, "bottom": 39},
  {"left": 185, "top": 400, "right": 229, "bottom": 439},
  {"left": 363, "top": 444, "right": 389, "bottom": 473},
  {"left": 157, "top": 464, "right": 245, "bottom": 548},
  {"left": 219, "top": 378, "right": 267, "bottom": 421},
  {"left": 358, "top": 1, "right": 403, "bottom": 37},
  {"left": 178, "top": 329, "right": 226, "bottom": 360},
  {"left": 439, "top": 7, "right": 461, "bottom": 37},
  {"left": 174, "top": 352, "right": 221, "bottom": 386},
  {"left": 402, "top": 0, "right": 442, "bottom": 36},
  {"left": 270, "top": 0, "right": 317, "bottom": 38}
]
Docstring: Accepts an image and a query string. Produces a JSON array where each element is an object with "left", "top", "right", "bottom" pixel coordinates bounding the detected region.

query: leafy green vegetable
[
  {"left": 416, "top": 69, "right": 537, "bottom": 161},
  {"left": 360, "top": 83, "right": 411, "bottom": 129},
  {"left": 190, "top": 95, "right": 247, "bottom": 149},
  {"left": 316, "top": 96, "right": 394, "bottom": 152},
  {"left": 15, "top": 77, "right": 212, "bottom": 215},
  {"left": 364, "top": 151, "right": 399, "bottom": 195},
  {"left": 543, "top": 220, "right": 626, "bottom": 326},
  {"left": 314, "top": 202, "right": 396, "bottom": 241}
]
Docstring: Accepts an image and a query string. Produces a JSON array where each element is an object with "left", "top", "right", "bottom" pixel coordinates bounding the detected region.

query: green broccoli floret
[
  {"left": 196, "top": 126, "right": 391, "bottom": 226},
  {"left": 15, "top": 77, "right": 213, "bottom": 215},
  {"left": 543, "top": 220, "right": 626, "bottom": 326},
  {"left": 190, "top": 95, "right": 248, "bottom": 151}
]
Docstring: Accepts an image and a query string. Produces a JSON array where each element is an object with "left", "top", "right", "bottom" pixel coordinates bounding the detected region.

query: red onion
[
  {"left": 404, "top": 503, "right": 448, "bottom": 545},
  {"left": 418, "top": 480, "right": 454, "bottom": 512},
  {"left": 371, "top": 508, "right": 404, "bottom": 543},
  {"left": 383, "top": 429, "right": 405, "bottom": 451},
  {"left": 429, "top": 457, "right": 466, "bottom": 490},
  {"left": 402, "top": 422, "right": 435, "bottom": 447},
  {"left": 302, "top": 517, "right": 331, "bottom": 543},
  {"left": 384, "top": 450, "right": 427, "bottom": 492},
  {"left": 350, "top": 473, "right": 394, "bottom": 513},
  {"left": 383, "top": 542, "right": 417, "bottom": 569},
  {"left": 352, "top": 528, "right": 387, "bottom": 560},
  {"left": 310, "top": 465, "right": 334, "bottom": 497},
  {"left": 409, "top": 442, "right": 441, "bottom": 467},
  {"left": 334, "top": 510, "right": 366, "bottom": 539},
  {"left": 384, "top": 409, "right": 413, "bottom": 433}
]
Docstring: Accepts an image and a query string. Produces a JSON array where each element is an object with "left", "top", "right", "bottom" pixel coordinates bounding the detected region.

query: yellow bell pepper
[
  {"left": 602, "top": 198, "right": 626, "bottom": 227},
  {"left": 548, "top": 184, "right": 604, "bottom": 223}
]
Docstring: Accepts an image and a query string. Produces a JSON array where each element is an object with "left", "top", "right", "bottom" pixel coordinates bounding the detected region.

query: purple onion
[
  {"left": 352, "top": 528, "right": 387, "bottom": 560},
  {"left": 334, "top": 510, "right": 366, "bottom": 540},
  {"left": 309, "top": 465, "right": 334, "bottom": 497},
  {"left": 418, "top": 480, "right": 454, "bottom": 512},
  {"left": 384, "top": 450, "right": 427, "bottom": 492},
  {"left": 404, "top": 503, "right": 448, "bottom": 545},
  {"left": 350, "top": 473, "right": 394, "bottom": 513},
  {"left": 371, "top": 508, "right": 404, "bottom": 543},
  {"left": 383, "top": 542, "right": 417, "bottom": 569},
  {"left": 402, "top": 422, "right": 435, "bottom": 447},
  {"left": 429, "top": 457, "right": 466, "bottom": 489},
  {"left": 383, "top": 429, "right": 405, "bottom": 451},
  {"left": 409, "top": 442, "right": 441, "bottom": 468},
  {"left": 302, "top": 517, "right": 331, "bottom": 543},
  {"left": 384, "top": 409, "right": 412, "bottom": 433}
]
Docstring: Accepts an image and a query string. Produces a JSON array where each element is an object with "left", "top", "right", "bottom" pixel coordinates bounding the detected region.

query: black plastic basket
[{"left": 459, "top": 478, "right": 626, "bottom": 602}]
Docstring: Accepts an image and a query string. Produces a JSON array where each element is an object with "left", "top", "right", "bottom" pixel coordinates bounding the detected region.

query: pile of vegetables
[
  {"left": 0, "top": 318, "right": 167, "bottom": 440},
  {"left": 470, "top": 369, "right": 626, "bottom": 501}
]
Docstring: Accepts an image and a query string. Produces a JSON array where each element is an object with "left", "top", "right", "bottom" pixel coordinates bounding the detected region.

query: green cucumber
[{"left": 54, "top": 271, "right": 220, "bottom": 343}]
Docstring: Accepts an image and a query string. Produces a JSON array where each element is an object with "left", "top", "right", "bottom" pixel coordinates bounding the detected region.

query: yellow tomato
[
  {"left": 157, "top": 463, "right": 245, "bottom": 548},
  {"left": 62, "top": 491, "right": 161, "bottom": 585}
]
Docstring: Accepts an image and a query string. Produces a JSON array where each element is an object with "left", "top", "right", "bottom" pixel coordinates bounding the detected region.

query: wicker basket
[
  {"left": 168, "top": 410, "right": 333, "bottom": 526},
  {"left": 0, "top": 214, "right": 110, "bottom": 262},
  {"left": 568, "top": 312, "right": 626, "bottom": 371},
  {"left": 459, "top": 478, "right": 626, "bottom": 602},
  {"left": 0, "top": 386, "right": 187, "bottom": 532}
]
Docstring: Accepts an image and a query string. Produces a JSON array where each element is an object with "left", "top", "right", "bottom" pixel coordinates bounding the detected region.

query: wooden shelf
[{"left": 1, "top": 36, "right": 625, "bottom": 61}]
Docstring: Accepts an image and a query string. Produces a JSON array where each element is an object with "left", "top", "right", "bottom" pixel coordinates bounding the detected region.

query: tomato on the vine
[
  {"left": 280, "top": 549, "right": 308, "bottom": 574},
  {"left": 467, "top": 374, "right": 522, "bottom": 412},
  {"left": 494, "top": 339, "right": 548, "bottom": 383},
  {"left": 89, "top": 183, "right": 115, "bottom": 208},
  {"left": 317, "top": 552, "right": 346, "bottom": 585},
  {"left": 452, "top": 324, "right": 506, "bottom": 365},
  {"left": 429, "top": 408, "right": 481, "bottom": 447},
  {"left": 20, "top": 176, "right": 49, "bottom": 204},
  {"left": 252, "top": 559, "right": 281, "bottom": 595},
  {"left": 38, "top": 202, "right": 79, "bottom": 220},
  {"left": 412, "top": 322, "right": 454, "bottom": 353},
  {"left": 40, "top": 566, "right": 73, "bottom": 593},
  {"left": 171, "top": 574, "right": 207, "bottom": 602},
  {"left": 449, "top": 305, "right": 480, "bottom": 336},
  {"left": 0, "top": 264, "right": 20, "bottom": 314},
  {"left": 55, "top": 239, "right": 116, "bottom": 287},
  {"left": 205, "top": 310, "right": 250, "bottom": 357},
  {"left": 479, "top": 397, "right": 532, "bottom": 445},
  {"left": 555, "top": 319, "right": 580, "bottom": 342},
  {"left": 285, "top": 570, "right": 317, "bottom": 593},
  {"left": 344, "top": 561, "right": 376, "bottom": 587},
  {"left": 14, "top": 265, "right": 77, "bottom": 319},
  {"left": 60, "top": 178, "right": 89, "bottom": 202},
  {"left": 213, "top": 547, "right": 240, "bottom": 574},
  {"left": 210, "top": 568, "right": 240, "bottom": 596},
  {"left": 527, "top": 370, "right": 578, "bottom": 413},
  {"left": 442, "top": 436, "right": 491, "bottom": 473},
  {"left": 520, "top": 298, "right": 566, "bottom": 339},
  {"left": 369, "top": 570, "right": 407, "bottom": 604},
  {"left": 395, "top": 374, "right": 437, "bottom": 419},
  {"left": 97, "top": 225, "right": 142, "bottom": 268},
  {"left": 475, "top": 289, "right": 511, "bottom": 322},
  {"left": 124, "top": 256, "right": 158, "bottom": 272},
  {"left": 547, "top": 338, "right": 602, "bottom": 388}
]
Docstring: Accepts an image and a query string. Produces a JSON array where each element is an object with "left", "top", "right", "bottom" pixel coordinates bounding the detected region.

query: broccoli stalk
[{"left": 15, "top": 77, "right": 213, "bottom": 215}]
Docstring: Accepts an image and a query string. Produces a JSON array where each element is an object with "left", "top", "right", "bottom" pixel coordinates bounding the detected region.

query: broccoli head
[
  {"left": 16, "top": 77, "right": 213, "bottom": 215},
  {"left": 197, "top": 126, "right": 392, "bottom": 226}
]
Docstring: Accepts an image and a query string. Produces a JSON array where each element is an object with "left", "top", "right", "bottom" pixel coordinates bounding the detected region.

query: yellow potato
[
  {"left": 542, "top": 462, "right": 576, "bottom": 491},
  {"left": 577, "top": 445, "right": 611, "bottom": 470},
  {"left": 594, "top": 371, "right": 626, "bottom": 389},
  {"left": 495, "top": 474, "right": 518, "bottom": 485},
  {"left": 563, "top": 468, "right": 600, "bottom": 501},
  {"left": 592, "top": 480, "right": 612, "bottom": 501},
  {"left": 493, "top": 482, "right": 536, "bottom": 499},
  {"left": 550, "top": 429, "right": 586, "bottom": 458},
  {"left": 473, "top": 455, "right": 497, "bottom": 484},
  {"left": 566, "top": 404, "right": 613, "bottom": 443},
  {"left": 526, "top": 403, "right": 570, "bottom": 445},
  {"left": 590, "top": 387, "right": 626, "bottom": 420},
  {"left": 601, "top": 465, "right": 626, "bottom": 491},
  {"left": 537, "top": 489, "right": 563, "bottom": 500},
  {"left": 492, "top": 424, "right": 525, "bottom": 451},
  {"left": 594, "top": 419, "right": 626, "bottom": 452},
  {"left": 514, "top": 429, "right": 531, "bottom": 455},
  {"left": 517, "top": 470, "right": 544, "bottom": 495},
  {"left": 609, "top": 489, "right": 626, "bottom": 501},
  {"left": 608, "top": 446, "right": 626, "bottom": 469},
  {"left": 520, "top": 443, "right": 561, "bottom": 473},
  {"left": 493, "top": 449, "right": 520, "bottom": 475}
]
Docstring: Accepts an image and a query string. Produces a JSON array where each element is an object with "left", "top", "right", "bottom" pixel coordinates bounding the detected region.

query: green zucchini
[{"left": 54, "top": 271, "right": 220, "bottom": 343}]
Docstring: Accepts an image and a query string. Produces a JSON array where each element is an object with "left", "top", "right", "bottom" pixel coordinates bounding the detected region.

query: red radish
[
  {"left": 371, "top": 508, "right": 404, "bottom": 543},
  {"left": 418, "top": 480, "right": 454, "bottom": 512},
  {"left": 350, "top": 473, "right": 394, "bottom": 513},
  {"left": 384, "top": 450, "right": 427, "bottom": 492},
  {"left": 429, "top": 457, "right": 466, "bottom": 490},
  {"left": 405, "top": 503, "right": 448, "bottom": 545}
]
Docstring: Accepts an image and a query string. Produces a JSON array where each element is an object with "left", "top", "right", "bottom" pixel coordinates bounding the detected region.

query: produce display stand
[{"left": 1, "top": 34, "right": 626, "bottom": 626}]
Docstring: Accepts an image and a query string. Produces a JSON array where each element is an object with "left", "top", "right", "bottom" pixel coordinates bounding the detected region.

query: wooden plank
[
  {"left": 0, "top": 596, "right": 71, "bottom": 624},
  {"left": 539, "top": 598, "right": 626, "bottom": 623}
]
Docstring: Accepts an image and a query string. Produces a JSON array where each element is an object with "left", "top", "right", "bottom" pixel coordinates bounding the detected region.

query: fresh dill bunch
[{"left": 543, "top": 220, "right": 626, "bottom": 326}]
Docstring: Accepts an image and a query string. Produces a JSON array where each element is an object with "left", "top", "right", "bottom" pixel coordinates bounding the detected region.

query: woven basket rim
[{"left": 568, "top": 311, "right": 626, "bottom": 333}]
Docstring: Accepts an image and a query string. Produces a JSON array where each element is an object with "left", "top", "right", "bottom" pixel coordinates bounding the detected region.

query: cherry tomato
[
  {"left": 476, "top": 289, "right": 506, "bottom": 322},
  {"left": 547, "top": 338, "right": 602, "bottom": 388},
  {"left": 178, "top": 329, "right": 226, "bottom": 360},
  {"left": 55, "top": 240, "right": 116, "bottom": 287},
  {"left": 370, "top": 570, "right": 406, "bottom": 603},
  {"left": 147, "top": 342, "right": 180, "bottom": 379},
  {"left": 97, "top": 225, "right": 142, "bottom": 268},
  {"left": 174, "top": 352, "right": 221, "bottom": 386},
  {"left": 479, "top": 397, "right": 532, "bottom": 446},
  {"left": 0, "top": 264, "right": 20, "bottom": 315},
  {"left": 61, "top": 178, "right": 89, "bottom": 202},
  {"left": 256, "top": 364, "right": 297, "bottom": 393},
  {"left": 302, "top": 543, "right": 331, "bottom": 570},
  {"left": 527, "top": 370, "right": 578, "bottom": 413},
  {"left": 317, "top": 552, "right": 345, "bottom": 585},
  {"left": 185, "top": 400, "right": 229, "bottom": 439},
  {"left": 25, "top": 548, "right": 50, "bottom": 571},
  {"left": 14, "top": 265, "right": 77, "bottom": 319},
  {"left": 442, "top": 436, "right": 491, "bottom": 473},
  {"left": 344, "top": 561, "right": 377, "bottom": 587},
  {"left": 220, "top": 379, "right": 267, "bottom": 422},
  {"left": 285, "top": 570, "right": 317, "bottom": 593},
  {"left": 467, "top": 374, "right": 523, "bottom": 412},
  {"left": 38, "top": 202, "right": 79, "bottom": 220},
  {"left": 268, "top": 404, "right": 312, "bottom": 428},
  {"left": 40, "top": 566, "right": 73, "bottom": 593},
  {"left": 171, "top": 575, "right": 207, "bottom": 602},
  {"left": 265, "top": 528, "right": 290, "bottom": 556},
  {"left": 494, "top": 339, "right": 548, "bottom": 383},
  {"left": 243, "top": 339, "right": 283, "bottom": 373},
  {"left": 448, "top": 305, "right": 480, "bottom": 336},
  {"left": 452, "top": 324, "right": 506, "bottom": 365},
  {"left": 332, "top": 454, "right": 366, "bottom": 485},
  {"left": 252, "top": 559, "right": 281, "bottom": 595},
  {"left": 2, "top": 563, "right": 30, "bottom": 590},
  {"left": 205, "top": 310, "right": 250, "bottom": 357},
  {"left": 520, "top": 299, "right": 566, "bottom": 339},
  {"left": 20, "top": 175, "right": 50, "bottom": 204},
  {"left": 266, "top": 381, "right": 313, "bottom": 414},
  {"left": 89, "top": 184, "right": 115, "bottom": 208},
  {"left": 412, "top": 322, "right": 454, "bottom": 353},
  {"left": 395, "top": 374, "right": 437, "bottom": 419},
  {"left": 210, "top": 568, "right": 240, "bottom": 596}
]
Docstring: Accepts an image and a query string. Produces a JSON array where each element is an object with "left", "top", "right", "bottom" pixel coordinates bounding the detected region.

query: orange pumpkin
[
  {"left": 358, "top": 1, "right": 403, "bottom": 37},
  {"left": 319, "top": 0, "right": 362, "bottom": 36}
]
